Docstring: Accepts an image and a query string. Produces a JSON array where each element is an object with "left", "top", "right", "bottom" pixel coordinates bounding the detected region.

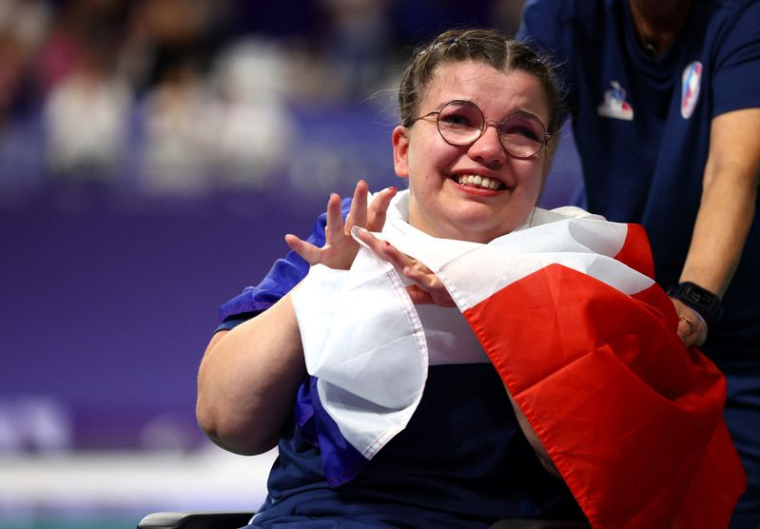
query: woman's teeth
[{"left": 456, "top": 174, "right": 503, "bottom": 190}]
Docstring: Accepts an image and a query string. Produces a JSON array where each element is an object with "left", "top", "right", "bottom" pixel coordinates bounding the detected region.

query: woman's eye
[
  {"left": 503, "top": 125, "right": 540, "bottom": 141},
  {"left": 441, "top": 113, "right": 473, "bottom": 127}
]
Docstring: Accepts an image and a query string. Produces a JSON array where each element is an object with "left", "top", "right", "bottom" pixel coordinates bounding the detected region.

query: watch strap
[{"left": 667, "top": 281, "right": 723, "bottom": 330}]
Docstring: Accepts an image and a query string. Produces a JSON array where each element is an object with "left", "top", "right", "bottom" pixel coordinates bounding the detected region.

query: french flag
[{"left": 291, "top": 195, "right": 745, "bottom": 528}]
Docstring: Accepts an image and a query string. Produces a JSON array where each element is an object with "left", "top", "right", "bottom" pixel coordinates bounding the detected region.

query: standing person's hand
[
  {"left": 285, "top": 181, "right": 397, "bottom": 270},
  {"left": 670, "top": 298, "right": 708, "bottom": 347}
]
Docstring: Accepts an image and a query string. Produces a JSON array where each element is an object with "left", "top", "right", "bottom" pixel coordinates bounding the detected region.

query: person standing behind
[{"left": 518, "top": 0, "right": 760, "bottom": 526}]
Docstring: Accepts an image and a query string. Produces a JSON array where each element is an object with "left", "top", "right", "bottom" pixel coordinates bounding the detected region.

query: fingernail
[
  {"left": 350, "top": 225, "right": 366, "bottom": 237},
  {"left": 386, "top": 186, "right": 396, "bottom": 193}
]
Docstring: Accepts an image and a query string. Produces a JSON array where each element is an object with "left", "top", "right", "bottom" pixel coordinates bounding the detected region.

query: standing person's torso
[{"left": 519, "top": 0, "right": 760, "bottom": 369}]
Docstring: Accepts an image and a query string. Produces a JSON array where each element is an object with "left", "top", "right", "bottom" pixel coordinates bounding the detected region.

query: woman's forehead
[{"left": 422, "top": 61, "right": 549, "bottom": 121}]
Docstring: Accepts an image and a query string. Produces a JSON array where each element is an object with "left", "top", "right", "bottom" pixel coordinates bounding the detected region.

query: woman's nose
[{"left": 467, "top": 121, "right": 507, "bottom": 165}]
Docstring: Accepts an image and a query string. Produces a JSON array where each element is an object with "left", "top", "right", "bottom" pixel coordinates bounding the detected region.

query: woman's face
[{"left": 392, "top": 61, "right": 551, "bottom": 243}]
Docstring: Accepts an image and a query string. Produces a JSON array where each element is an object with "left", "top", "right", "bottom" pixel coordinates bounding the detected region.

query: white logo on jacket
[{"left": 598, "top": 80, "right": 634, "bottom": 121}]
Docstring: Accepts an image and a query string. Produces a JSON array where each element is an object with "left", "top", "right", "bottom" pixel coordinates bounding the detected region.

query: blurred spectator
[
  {"left": 203, "top": 38, "right": 296, "bottom": 190},
  {"left": 137, "top": 36, "right": 298, "bottom": 196},
  {"left": 42, "top": 4, "right": 131, "bottom": 183},
  {"left": 34, "top": 0, "right": 128, "bottom": 93},
  {"left": 122, "top": 0, "right": 238, "bottom": 195},
  {"left": 0, "top": 0, "right": 52, "bottom": 125},
  {"left": 136, "top": 56, "right": 210, "bottom": 196},
  {"left": 120, "top": 0, "right": 227, "bottom": 94},
  {"left": 317, "top": 0, "right": 395, "bottom": 98}
]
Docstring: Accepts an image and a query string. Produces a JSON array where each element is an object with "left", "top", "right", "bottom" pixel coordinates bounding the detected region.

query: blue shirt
[{"left": 518, "top": 0, "right": 760, "bottom": 371}]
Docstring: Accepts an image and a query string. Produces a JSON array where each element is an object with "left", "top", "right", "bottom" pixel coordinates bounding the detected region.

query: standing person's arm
[{"left": 673, "top": 108, "right": 760, "bottom": 346}]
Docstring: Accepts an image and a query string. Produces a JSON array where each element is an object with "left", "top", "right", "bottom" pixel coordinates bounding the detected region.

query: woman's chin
[
  {"left": 444, "top": 208, "right": 531, "bottom": 242},
  {"left": 439, "top": 218, "right": 524, "bottom": 243},
  {"left": 408, "top": 195, "right": 535, "bottom": 242}
]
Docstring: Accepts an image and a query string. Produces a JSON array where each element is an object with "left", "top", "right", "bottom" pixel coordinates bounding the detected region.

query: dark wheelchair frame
[{"left": 137, "top": 510, "right": 590, "bottom": 528}]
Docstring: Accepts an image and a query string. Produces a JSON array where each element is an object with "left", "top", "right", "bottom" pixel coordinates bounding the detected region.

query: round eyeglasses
[{"left": 409, "top": 100, "right": 551, "bottom": 159}]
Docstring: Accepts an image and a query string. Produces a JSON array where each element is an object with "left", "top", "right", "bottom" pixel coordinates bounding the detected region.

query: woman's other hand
[{"left": 352, "top": 227, "right": 456, "bottom": 308}]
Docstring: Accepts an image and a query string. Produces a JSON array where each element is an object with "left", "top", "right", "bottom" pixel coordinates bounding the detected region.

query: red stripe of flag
[
  {"left": 464, "top": 264, "right": 745, "bottom": 528},
  {"left": 611, "top": 223, "right": 655, "bottom": 279}
]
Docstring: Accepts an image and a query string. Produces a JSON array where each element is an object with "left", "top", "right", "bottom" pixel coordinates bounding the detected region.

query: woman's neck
[{"left": 628, "top": 0, "right": 692, "bottom": 57}]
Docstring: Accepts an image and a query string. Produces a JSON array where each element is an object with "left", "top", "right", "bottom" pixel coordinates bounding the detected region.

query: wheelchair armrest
[{"left": 137, "top": 511, "right": 255, "bottom": 529}]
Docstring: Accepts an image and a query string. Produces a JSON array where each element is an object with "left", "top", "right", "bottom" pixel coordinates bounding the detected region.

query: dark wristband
[{"left": 667, "top": 281, "right": 723, "bottom": 330}]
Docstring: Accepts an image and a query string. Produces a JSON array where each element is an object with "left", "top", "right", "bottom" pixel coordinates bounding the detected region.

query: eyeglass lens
[{"left": 436, "top": 101, "right": 546, "bottom": 158}]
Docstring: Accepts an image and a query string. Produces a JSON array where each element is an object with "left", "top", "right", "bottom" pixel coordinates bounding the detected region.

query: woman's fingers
[
  {"left": 325, "top": 193, "right": 345, "bottom": 240},
  {"left": 353, "top": 227, "right": 407, "bottom": 266},
  {"left": 406, "top": 285, "right": 456, "bottom": 307},
  {"left": 344, "top": 181, "right": 369, "bottom": 235},
  {"left": 402, "top": 262, "right": 439, "bottom": 290},
  {"left": 352, "top": 227, "right": 418, "bottom": 279},
  {"left": 353, "top": 227, "right": 454, "bottom": 307},
  {"left": 367, "top": 186, "right": 396, "bottom": 232},
  {"left": 406, "top": 285, "right": 435, "bottom": 305},
  {"left": 285, "top": 234, "right": 322, "bottom": 265},
  {"left": 403, "top": 265, "right": 456, "bottom": 307}
]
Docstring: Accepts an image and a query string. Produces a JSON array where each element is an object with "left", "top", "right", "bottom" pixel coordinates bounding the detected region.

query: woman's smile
[{"left": 453, "top": 173, "right": 506, "bottom": 191}]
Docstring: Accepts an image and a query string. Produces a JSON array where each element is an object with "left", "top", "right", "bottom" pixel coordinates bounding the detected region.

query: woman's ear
[{"left": 392, "top": 125, "right": 410, "bottom": 179}]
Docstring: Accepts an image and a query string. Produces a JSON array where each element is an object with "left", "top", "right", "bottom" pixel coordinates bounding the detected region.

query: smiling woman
[
  {"left": 196, "top": 30, "right": 581, "bottom": 528},
  {"left": 194, "top": 28, "right": 744, "bottom": 529}
]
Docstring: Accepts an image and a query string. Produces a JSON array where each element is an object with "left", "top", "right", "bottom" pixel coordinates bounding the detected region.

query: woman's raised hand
[
  {"left": 285, "top": 181, "right": 396, "bottom": 270},
  {"left": 286, "top": 181, "right": 453, "bottom": 307},
  {"left": 352, "top": 228, "right": 456, "bottom": 308}
]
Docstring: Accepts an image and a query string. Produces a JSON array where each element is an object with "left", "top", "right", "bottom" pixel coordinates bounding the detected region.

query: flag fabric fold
[{"left": 289, "top": 190, "right": 745, "bottom": 525}]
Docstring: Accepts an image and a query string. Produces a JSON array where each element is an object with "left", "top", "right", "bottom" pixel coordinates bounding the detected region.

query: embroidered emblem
[
  {"left": 597, "top": 81, "right": 634, "bottom": 121},
  {"left": 681, "top": 61, "right": 703, "bottom": 119}
]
